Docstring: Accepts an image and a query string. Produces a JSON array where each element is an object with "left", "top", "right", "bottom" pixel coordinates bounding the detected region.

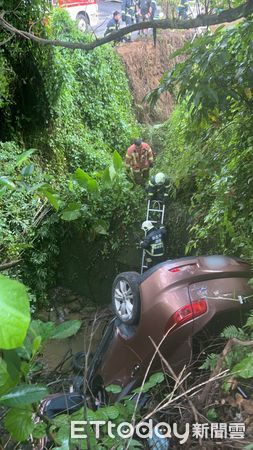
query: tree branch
[
  {"left": 0, "top": 259, "right": 22, "bottom": 271},
  {"left": 1, "top": 0, "right": 253, "bottom": 51}
]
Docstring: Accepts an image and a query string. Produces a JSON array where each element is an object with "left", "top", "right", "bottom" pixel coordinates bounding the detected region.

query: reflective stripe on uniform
[{"left": 146, "top": 249, "right": 164, "bottom": 256}]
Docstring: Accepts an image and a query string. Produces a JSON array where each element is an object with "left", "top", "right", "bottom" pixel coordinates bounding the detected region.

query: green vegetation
[
  {"left": 1, "top": 2, "right": 253, "bottom": 448},
  {"left": 0, "top": 275, "right": 80, "bottom": 443},
  {"left": 0, "top": 7, "right": 143, "bottom": 305},
  {"left": 149, "top": 19, "right": 253, "bottom": 264},
  {"left": 0, "top": 275, "right": 165, "bottom": 447}
]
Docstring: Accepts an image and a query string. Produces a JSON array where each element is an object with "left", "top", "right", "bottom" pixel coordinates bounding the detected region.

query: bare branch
[
  {"left": 150, "top": 336, "right": 201, "bottom": 427},
  {"left": 1, "top": 1, "right": 253, "bottom": 52},
  {"left": 0, "top": 259, "right": 22, "bottom": 271},
  {"left": 141, "top": 369, "right": 229, "bottom": 420}
]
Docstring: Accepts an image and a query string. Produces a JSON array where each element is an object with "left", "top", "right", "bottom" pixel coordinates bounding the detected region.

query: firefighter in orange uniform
[{"left": 125, "top": 138, "right": 154, "bottom": 184}]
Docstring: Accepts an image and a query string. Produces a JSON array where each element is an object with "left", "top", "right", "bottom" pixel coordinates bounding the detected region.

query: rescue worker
[
  {"left": 146, "top": 172, "right": 170, "bottom": 201},
  {"left": 177, "top": 0, "right": 189, "bottom": 19},
  {"left": 104, "top": 11, "right": 121, "bottom": 37},
  {"left": 121, "top": 0, "right": 137, "bottom": 40},
  {"left": 125, "top": 138, "right": 154, "bottom": 184},
  {"left": 137, "top": 0, "right": 157, "bottom": 21},
  {"left": 140, "top": 220, "right": 166, "bottom": 267},
  {"left": 149, "top": 0, "right": 157, "bottom": 19}
]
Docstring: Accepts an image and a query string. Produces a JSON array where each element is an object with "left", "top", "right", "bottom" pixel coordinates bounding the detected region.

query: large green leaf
[
  {"left": 61, "top": 202, "right": 82, "bottom": 221},
  {"left": 109, "top": 165, "right": 116, "bottom": 181},
  {"left": 112, "top": 150, "right": 123, "bottom": 172},
  {"left": 0, "top": 356, "right": 18, "bottom": 396},
  {"left": 29, "top": 319, "right": 81, "bottom": 342},
  {"left": 21, "top": 164, "right": 35, "bottom": 177},
  {"left": 105, "top": 384, "right": 122, "bottom": 394},
  {"left": 32, "top": 422, "right": 47, "bottom": 439},
  {"left": 5, "top": 407, "right": 33, "bottom": 441},
  {"left": 148, "top": 372, "right": 165, "bottom": 385},
  {"left": 0, "top": 276, "right": 30, "bottom": 349},
  {"left": 232, "top": 354, "right": 253, "bottom": 379},
  {"left": 75, "top": 168, "right": 90, "bottom": 187},
  {"left": 0, "top": 176, "right": 16, "bottom": 190},
  {"left": 16, "top": 149, "right": 35, "bottom": 166},
  {"left": 2, "top": 350, "right": 21, "bottom": 382},
  {"left": 32, "top": 336, "right": 42, "bottom": 356},
  {"left": 29, "top": 319, "right": 55, "bottom": 342},
  {"left": 102, "top": 167, "right": 112, "bottom": 186},
  {"left": 74, "top": 169, "right": 98, "bottom": 193},
  {"left": 133, "top": 372, "right": 165, "bottom": 393},
  {"left": 87, "top": 178, "right": 99, "bottom": 193},
  {"left": 51, "top": 414, "right": 70, "bottom": 448},
  {"left": 0, "top": 384, "right": 48, "bottom": 407},
  {"left": 43, "top": 190, "right": 60, "bottom": 211},
  {"left": 0, "top": 358, "right": 9, "bottom": 386},
  {"left": 93, "top": 220, "right": 109, "bottom": 235},
  {"left": 51, "top": 320, "right": 81, "bottom": 339},
  {"left": 102, "top": 405, "right": 120, "bottom": 420}
]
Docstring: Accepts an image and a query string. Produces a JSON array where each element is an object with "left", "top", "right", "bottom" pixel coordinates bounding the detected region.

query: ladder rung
[{"left": 148, "top": 209, "right": 164, "bottom": 212}]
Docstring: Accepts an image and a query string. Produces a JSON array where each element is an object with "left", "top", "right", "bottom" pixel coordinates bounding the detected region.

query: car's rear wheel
[
  {"left": 76, "top": 13, "right": 89, "bottom": 32},
  {"left": 112, "top": 272, "right": 141, "bottom": 325}
]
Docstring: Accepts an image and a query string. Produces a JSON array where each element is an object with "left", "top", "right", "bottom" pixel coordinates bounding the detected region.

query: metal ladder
[{"left": 140, "top": 199, "right": 166, "bottom": 274}]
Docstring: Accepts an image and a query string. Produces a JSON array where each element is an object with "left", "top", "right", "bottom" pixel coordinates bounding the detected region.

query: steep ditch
[{"left": 116, "top": 30, "right": 192, "bottom": 123}]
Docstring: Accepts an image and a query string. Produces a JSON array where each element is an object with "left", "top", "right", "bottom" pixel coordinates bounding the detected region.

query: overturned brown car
[
  {"left": 39, "top": 255, "right": 253, "bottom": 431},
  {"left": 90, "top": 255, "right": 253, "bottom": 398}
]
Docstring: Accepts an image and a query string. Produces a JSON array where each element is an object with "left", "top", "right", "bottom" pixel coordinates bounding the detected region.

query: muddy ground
[
  {"left": 37, "top": 288, "right": 112, "bottom": 373},
  {"left": 117, "top": 30, "right": 193, "bottom": 123}
]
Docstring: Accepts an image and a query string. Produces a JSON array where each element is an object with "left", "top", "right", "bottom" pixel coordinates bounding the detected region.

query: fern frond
[
  {"left": 199, "top": 353, "right": 219, "bottom": 370},
  {"left": 221, "top": 325, "right": 245, "bottom": 340}
]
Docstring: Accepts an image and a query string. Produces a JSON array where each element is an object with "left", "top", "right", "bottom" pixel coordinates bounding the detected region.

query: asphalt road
[
  {"left": 94, "top": 0, "right": 122, "bottom": 36},
  {"left": 92, "top": 0, "right": 156, "bottom": 39}
]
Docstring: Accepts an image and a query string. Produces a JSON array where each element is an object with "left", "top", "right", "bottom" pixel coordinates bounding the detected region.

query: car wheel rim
[
  {"left": 78, "top": 18, "right": 87, "bottom": 31},
  {"left": 114, "top": 280, "right": 134, "bottom": 321}
]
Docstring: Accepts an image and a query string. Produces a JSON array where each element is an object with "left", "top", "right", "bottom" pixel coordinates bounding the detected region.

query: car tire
[
  {"left": 112, "top": 272, "right": 141, "bottom": 325},
  {"left": 76, "top": 13, "right": 89, "bottom": 32}
]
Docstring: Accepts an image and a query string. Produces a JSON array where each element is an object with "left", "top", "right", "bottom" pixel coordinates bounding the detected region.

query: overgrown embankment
[
  {"left": 147, "top": 19, "right": 253, "bottom": 264},
  {"left": 0, "top": 7, "right": 145, "bottom": 306},
  {"left": 117, "top": 31, "right": 192, "bottom": 123}
]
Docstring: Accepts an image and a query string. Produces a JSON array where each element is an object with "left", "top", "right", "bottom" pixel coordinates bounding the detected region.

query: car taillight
[
  {"left": 164, "top": 299, "right": 207, "bottom": 334},
  {"left": 169, "top": 267, "right": 181, "bottom": 273},
  {"left": 168, "top": 264, "right": 195, "bottom": 273}
]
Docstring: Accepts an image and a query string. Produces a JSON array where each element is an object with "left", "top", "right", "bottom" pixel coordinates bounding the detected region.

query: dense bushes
[
  {"left": 149, "top": 19, "right": 253, "bottom": 263},
  {"left": 153, "top": 102, "right": 253, "bottom": 261},
  {"left": 0, "top": 6, "right": 142, "bottom": 305}
]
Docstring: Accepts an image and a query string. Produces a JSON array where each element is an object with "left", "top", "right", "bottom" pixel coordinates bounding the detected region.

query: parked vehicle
[
  {"left": 38, "top": 255, "right": 253, "bottom": 447},
  {"left": 52, "top": 0, "right": 98, "bottom": 31}
]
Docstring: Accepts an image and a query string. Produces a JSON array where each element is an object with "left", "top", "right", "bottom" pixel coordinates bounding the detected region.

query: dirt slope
[{"left": 117, "top": 30, "right": 192, "bottom": 123}]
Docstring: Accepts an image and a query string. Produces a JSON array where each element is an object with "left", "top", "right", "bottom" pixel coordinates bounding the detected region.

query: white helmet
[
  {"left": 141, "top": 220, "right": 154, "bottom": 232},
  {"left": 154, "top": 172, "right": 166, "bottom": 185}
]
